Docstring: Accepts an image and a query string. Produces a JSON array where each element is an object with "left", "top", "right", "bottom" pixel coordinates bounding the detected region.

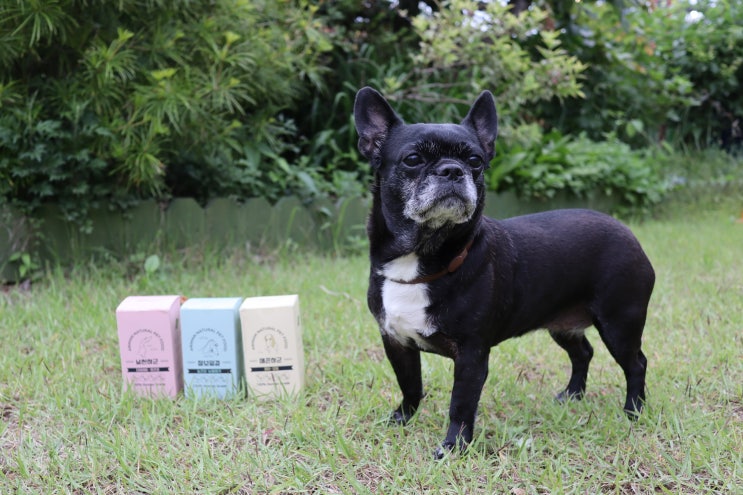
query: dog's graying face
[
  {"left": 354, "top": 88, "right": 498, "bottom": 231},
  {"left": 395, "top": 125, "right": 481, "bottom": 229}
]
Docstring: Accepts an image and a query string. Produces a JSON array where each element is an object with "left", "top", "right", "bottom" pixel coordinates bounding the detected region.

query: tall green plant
[
  {"left": 290, "top": 1, "right": 423, "bottom": 191},
  {"left": 405, "top": 0, "right": 587, "bottom": 134},
  {"left": 0, "top": 0, "right": 331, "bottom": 217},
  {"left": 660, "top": 0, "right": 743, "bottom": 149},
  {"left": 489, "top": 131, "right": 670, "bottom": 214},
  {"left": 296, "top": 0, "right": 587, "bottom": 187},
  {"left": 543, "top": 0, "right": 742, "bottom": 149}
]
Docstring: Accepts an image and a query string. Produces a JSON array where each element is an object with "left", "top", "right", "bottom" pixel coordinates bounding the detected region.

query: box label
[
  {"left": 122, "top": 328, "right": 173, "bottom": 391},
  {"left": 246, "top": 326, "right": 297, "bottom": 390},
  {"left": 185, "top": 327, "right": 235, "bottom": 391}
]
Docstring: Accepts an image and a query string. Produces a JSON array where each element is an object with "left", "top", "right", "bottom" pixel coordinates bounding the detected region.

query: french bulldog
[{"left": 353, "top": 87, "right": 656, "bottom": 459}]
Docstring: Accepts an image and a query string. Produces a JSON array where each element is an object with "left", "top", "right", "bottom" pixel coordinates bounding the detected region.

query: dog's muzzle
[{"left": 403, "top": 161, "right": 478, "bottom": 228}]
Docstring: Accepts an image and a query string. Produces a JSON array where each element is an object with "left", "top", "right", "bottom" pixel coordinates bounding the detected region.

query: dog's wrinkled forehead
[{"left": 386, "top": 123, "right": 483, "bottom": 159}]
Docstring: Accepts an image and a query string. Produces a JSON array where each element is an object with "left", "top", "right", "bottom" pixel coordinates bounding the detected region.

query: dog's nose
[{"left": 435, "top": 162, "right": 465, "bottom": 181}]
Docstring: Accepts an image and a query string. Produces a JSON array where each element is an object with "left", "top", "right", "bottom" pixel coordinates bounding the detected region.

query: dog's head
[{"left": 353, "top": 88, "right": 498, "bottom": 234}]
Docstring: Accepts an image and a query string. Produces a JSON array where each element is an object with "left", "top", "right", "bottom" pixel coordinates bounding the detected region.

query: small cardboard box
[
  {"left": 239, "top": 295, "right": 304, "bottom": 398},
  {"left": 115, "top": 295, "right": 183, "bottom": 397},
  {"left": 180, "top": 297, "right": 244, "bottom": 399}
]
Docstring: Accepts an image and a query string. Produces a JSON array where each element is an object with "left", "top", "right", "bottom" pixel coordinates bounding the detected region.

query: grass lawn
[{"left": 1, "top": 200, "right": 742, "bottom": 494}]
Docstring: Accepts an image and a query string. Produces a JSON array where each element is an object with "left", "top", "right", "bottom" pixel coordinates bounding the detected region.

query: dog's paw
[
  {"left": 388, "top": 406, "right": 415, "bottom": 426},
  {"left": 555, "top": 389, "right": 584, "bottom": 403},
  {"left": 623, "top": 397, "right": 645, "bottom": 421},
  {"left": 389, "top": 410, "right": 407, "bottom": 425},
  {"left": 433, "top": 442, "right": 455, "bottom": 460},
  {"left": 433, "top": 439, "right": 472, "bottom": 460}
]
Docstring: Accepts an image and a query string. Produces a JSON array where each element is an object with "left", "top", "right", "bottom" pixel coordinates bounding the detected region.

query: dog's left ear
[{"left": 461, "top": 91, "right": 498, "bottom": 160}]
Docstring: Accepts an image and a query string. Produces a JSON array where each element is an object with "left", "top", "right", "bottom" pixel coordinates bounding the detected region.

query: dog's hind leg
[
  {"left": 549, "top": 330, "right": 594, "bottom": 402},
  {"left": 592, "top": 309, "right": 648, "bottom": 418}
]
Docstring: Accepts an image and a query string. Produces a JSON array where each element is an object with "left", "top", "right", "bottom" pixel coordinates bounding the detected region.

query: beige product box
[{"left": 239, "top": 295, "right": 304, "bottom": 398}]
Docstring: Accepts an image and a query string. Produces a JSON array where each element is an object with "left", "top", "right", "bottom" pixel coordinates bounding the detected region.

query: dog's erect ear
[
  {"left": 461, "top": 91, "right": 498, "bottom": 160},
  {"left": 354, "top": 87, "right": 403, "bottom": 165}
]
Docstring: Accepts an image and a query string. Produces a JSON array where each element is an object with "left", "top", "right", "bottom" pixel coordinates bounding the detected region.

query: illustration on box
[
  {"left": 185, "top": 328, "right": 233, "bottom": 387},
  {"left": 248, "top": 326, "right": 295, "bottom": 384}
]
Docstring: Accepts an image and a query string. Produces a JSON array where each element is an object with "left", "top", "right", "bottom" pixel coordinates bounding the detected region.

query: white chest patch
[{"left": 378, "top": 253, "right": 437, "bottom": 348}]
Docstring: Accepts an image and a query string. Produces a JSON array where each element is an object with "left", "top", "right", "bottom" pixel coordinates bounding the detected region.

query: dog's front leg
[
  {"left": 436, "top": 345, "right": 490, "bottom": 459},
  {"left": 382, "top": 334, "right": 423, "bottom": 425}
]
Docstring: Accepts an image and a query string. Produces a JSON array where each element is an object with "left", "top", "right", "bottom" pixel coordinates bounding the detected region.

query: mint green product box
[{"left": 180, "top": 297, "right": 244, "bottom": 399}]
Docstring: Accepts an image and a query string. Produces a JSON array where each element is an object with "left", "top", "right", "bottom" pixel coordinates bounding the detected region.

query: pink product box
[{"left": 115, "top": 295, "right": 183, "bottom": 398}]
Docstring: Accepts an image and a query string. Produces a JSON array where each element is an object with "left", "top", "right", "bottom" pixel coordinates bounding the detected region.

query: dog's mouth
[{"left": 404, "top": 182, "right": 477, "bottom": 228}]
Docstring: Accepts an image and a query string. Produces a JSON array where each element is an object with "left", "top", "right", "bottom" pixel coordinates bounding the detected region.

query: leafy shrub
[
  {"left": 543, "top": 0, "right": 743, "bottom": 149},
  {"left": 0, "top": 0, "right": 682, "bottom": 225},
  {"left": 659, "top": 0, "right": 743, "bottom": 149},
  {"left": 0, "top": 100, "right": 137, "bottom": 226},
  {"left": 406, "top": 0, "right": 587, "bottom": 134},
  {"left": 488, "top": 132, "right": 670, "bottom": 213},
  {"left": 298, "top": 0, "right": 589, "bottom": 174},
  {"left": 0, "top": 0, "right": 331, "bottom": 216},
  {"left": 289, "top": 1, "right": 423, "bottom": 196}
]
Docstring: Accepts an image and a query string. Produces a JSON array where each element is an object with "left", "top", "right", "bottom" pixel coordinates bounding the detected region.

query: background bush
[
  {"left": 1, "top": 0, "right": 741, "bottom": 223},
  {"left": 0, "top": 0, "right": 331, "bottom": 220},
  {"left": 537, "top": 0, "right": 743, "bottom": 150},
  {"left": 490, "top": 132, "right": 670, "bottom": 214}
]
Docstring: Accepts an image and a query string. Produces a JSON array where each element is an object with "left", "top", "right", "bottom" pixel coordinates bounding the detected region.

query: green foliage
[
  {"left": 288, "top": 1, "right": 421, "bottom": 196},
  {"left": 0, "top": 0, "right": 332, "bottom": 215},
  {"left": 407, "top": 0, "right": 587, "bottom": 132},
  {"left": 489, "top": 132, "right": 670, "bottom": 213},
  {"left": 3, "top": 0, "right": 724, "bottom": 224},
  {"left": 546, "top": 0, "right": 743, "bottom": 148},
  {"left": 660, "top": 0, "right": 743, "bottom": 149},
  {"left": 550, "top": 1, "right": 691, "bottom": 144},
  {"left": 143, "top": 255, "right": 160, "bottom": 276},
  {"left": 297, "top": 0, "right": 590, "bottom": 187},
  {"left": 0, "top": 99, "right": 136, "bottom": 223},
  {"left": 7, "top": 251, "right": 40, "bottom": 281}
]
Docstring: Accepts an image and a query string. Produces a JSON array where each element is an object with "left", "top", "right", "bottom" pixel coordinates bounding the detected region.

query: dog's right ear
[{"left": 353, "top": 87, "right": 403, "bottom": 166}]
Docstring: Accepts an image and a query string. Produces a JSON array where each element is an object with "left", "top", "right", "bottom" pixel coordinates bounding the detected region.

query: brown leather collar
[{"left": 389, "top": 239, "right": 474, "bottom": 285}]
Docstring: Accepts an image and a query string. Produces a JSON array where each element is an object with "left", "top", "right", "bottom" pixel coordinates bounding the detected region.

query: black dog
[{"left": 353, "top": 87, "right": 655, "bottom": 459}]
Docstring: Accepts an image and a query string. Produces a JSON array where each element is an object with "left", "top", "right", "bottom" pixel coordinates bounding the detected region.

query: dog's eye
[
  {"left": 402, "top": 154, "right": 424, "bottom": 167},
  {"left": 467, "top": 155, "right": 483, "bottom": 168}
]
